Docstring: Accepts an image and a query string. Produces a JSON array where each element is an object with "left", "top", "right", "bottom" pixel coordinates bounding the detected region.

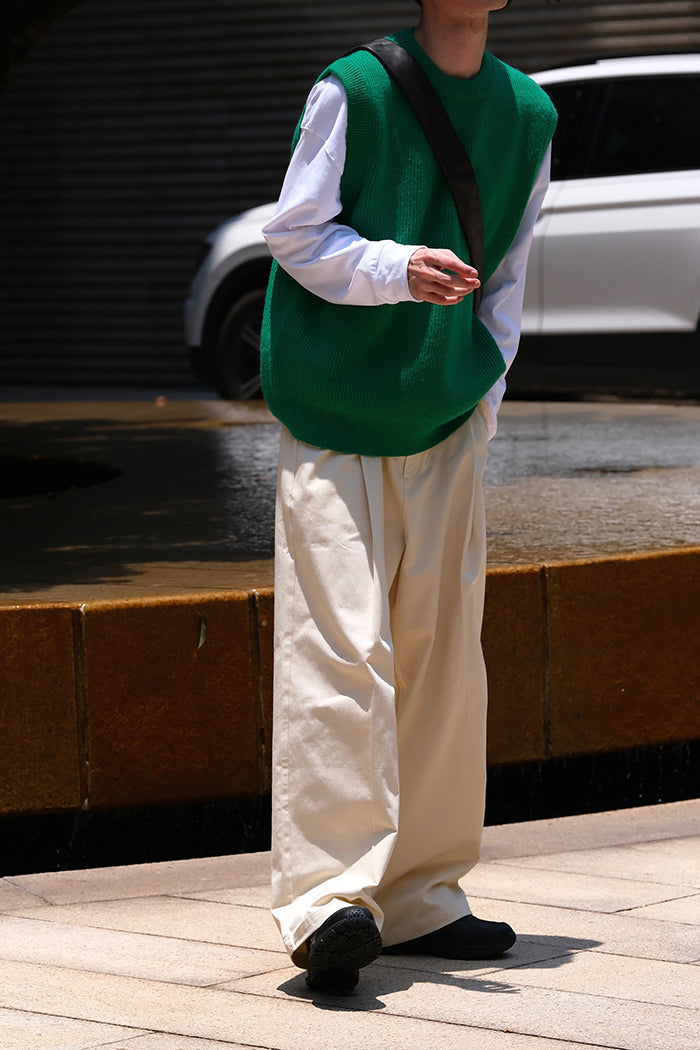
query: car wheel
[{"left": 214, "top": 287, "right": 266, "bottom": 400}]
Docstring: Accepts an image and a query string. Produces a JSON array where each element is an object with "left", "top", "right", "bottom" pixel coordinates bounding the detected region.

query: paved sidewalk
[{"left": 1, "top": 800, "right": 698, "bottom": 1049}]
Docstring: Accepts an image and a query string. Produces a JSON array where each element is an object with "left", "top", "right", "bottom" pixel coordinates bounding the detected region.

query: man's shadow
[{"left": 277, "top": 933, "right": 601, "bottom": 1011}]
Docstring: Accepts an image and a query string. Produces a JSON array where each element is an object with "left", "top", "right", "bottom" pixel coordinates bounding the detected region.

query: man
[{"left": 260, "top": 0, "right": 557, "bottom": 994}]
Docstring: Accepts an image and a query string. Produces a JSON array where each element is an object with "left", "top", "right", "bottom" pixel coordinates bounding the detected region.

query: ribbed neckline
[{"left": 390, "top": 27, "right": 497, "bottom": 101}]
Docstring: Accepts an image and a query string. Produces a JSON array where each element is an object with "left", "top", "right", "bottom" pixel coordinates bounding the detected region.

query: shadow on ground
[{"left": 278, "top": 934, "right": 602, "bottom": 1011}]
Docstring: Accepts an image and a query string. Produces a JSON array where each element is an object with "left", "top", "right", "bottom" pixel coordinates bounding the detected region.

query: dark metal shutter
[
  {"left": 489, "top": 0, "right": 700, "bottom": 72},
  {"left": 0, "top": 0, "right": 698, "bottom": 387}
]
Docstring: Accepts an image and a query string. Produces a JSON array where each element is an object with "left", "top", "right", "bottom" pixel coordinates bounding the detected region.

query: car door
[
  {"left": 539, "top": 73, "right": 700, "bottom": 351},
  {"left": 521, "top": 77, "right": 598, "bottom": 338}
]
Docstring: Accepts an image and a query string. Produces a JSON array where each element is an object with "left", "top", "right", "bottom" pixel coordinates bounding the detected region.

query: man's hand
[{"left": 407, "top": 247, "right": 480, "bottom": 305}]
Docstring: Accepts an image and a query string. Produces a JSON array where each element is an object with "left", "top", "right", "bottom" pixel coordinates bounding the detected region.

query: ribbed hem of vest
[{"left": 268, "top": 404, "right": 479, "bottom": 459}]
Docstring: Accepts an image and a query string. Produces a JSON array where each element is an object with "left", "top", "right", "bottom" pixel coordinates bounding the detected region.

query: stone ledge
[{"left": 1, "top": 547, "right": 699, "bottom": 818}]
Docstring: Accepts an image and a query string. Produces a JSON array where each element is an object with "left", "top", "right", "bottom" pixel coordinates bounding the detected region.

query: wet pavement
[
  {"left": 1, "top": 392, "right": 699, "bottom": 604},
  {"left": 485, "top": 399, "right": 700, "bottom": 562}
]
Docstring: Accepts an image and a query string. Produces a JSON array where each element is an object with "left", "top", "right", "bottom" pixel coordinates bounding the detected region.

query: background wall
[{"left": 1, "top": 0, "right": 699, "bottom": 386}]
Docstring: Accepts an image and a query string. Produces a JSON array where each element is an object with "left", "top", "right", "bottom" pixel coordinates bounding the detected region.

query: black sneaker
[
  {"left": 305, "top": 905, "right": 382, "bottom": 993},
  {"left": 383, "top": 914, "right": 516, "bottom": 959}
]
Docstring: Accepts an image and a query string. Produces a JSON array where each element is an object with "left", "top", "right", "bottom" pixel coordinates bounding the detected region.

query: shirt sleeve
[
  {"left": 479, "top": 145, "right": 552, "bottom": 440},
  {"left": 262, "top": 75, "right": 423, "bottom": 306}
]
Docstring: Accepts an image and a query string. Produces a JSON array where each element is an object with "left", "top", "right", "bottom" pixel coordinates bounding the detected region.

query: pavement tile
[
  {"left": 375, "top": 936, "right": 600, "bottom": 977},
  {"left": 0, "top": 879, "right": 48, "bottom": 913},
  {"left": 481, "top": 800, "right": 700, "bottom": 861},
  {"left": 5, "top": 853, "right": 270, "bottom": 906},
  {"left": 461, "top": 860, "right": 696, "bottom": 912},
  {"left": 227, "top": 963, "right": 700, "bottom": 1050},
  {"left": 0, "top": 915, "right": 287, "bottom": 985},
  {"left": 494, "top": 837, "right": 700, "bottom": 888},
  {"left": 9, "top": 897, "right": 282, "bottom": 953},
  {"left": 470, "top": 897, "right": 700, "bottom": 964},
  {"left": 0, "top": 1007, "right": 145, "bottom": 1050},
  {"left": 380, "top": 974, "right": 700, "bottom": 1050},
  {"left": 494, "top": 947, "right": 699, "bottom": 1009},
  {"left": 627, "top": 893, "right": 700, "bottom": 929},
  {"left": 0, "top": 958, "right": 585, "bottom": 1050},
  {"left": 105, "top": 1037, "right": 258, "bottom": 1049},
  {"left": 181, "top": 886, "right": 270, "bottom": 909},
  {"left": 225, "top": 938, "right": 593, "bottom": 988}
]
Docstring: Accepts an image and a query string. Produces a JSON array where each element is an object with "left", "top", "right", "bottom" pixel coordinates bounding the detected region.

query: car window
[
  {"left": 589, "top": 74, "right": 700, "bottom": 177},
  {"left": 544, "top": 73, "right": 700, "bottom": 181},
  {"left": 543, "top": 82, "right": 599, "bottom": 181}
]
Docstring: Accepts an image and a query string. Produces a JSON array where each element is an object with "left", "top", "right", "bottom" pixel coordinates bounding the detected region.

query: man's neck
[{"left": 414, "top": 14, "right": 489, "bottom": 79}]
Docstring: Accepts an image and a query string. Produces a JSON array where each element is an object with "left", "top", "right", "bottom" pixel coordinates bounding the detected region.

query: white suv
[{"left": 185, "top": 54, "right": 700, "bottom": 399}]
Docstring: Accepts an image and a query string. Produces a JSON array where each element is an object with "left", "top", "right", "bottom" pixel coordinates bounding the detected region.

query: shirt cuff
[{"left": 377, "top": 242, "right": 426, "bottom": 303}]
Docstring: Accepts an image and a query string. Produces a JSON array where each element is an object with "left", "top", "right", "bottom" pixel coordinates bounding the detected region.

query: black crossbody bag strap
[{"left": 352, "top": 37, "right": 484, "bottom": 311}]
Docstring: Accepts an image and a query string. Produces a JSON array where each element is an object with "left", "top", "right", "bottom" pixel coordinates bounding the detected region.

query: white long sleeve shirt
[{"left": 263, "top": 75, "right": 551, "bottom": 439}]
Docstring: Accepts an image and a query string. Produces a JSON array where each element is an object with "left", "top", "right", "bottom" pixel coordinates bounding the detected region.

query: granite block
[
  {"left": 483, "top": 566, "right": 547, "bottom": 764},
  {"left": 81, "top": 594, "right": 261, "bottom": 809},
  {"left": 546, "top": 551, "right": 700, "bottom": 758},
  {"left": 0, "top": 605, "right": 81, "bottom": 815}
]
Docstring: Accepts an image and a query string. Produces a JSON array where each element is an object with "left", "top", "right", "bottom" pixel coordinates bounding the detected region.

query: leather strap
[{"left": 352, "top": 38, "right": 484, "bottom": 312}]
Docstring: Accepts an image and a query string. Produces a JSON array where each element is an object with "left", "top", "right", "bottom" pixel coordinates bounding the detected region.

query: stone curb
[{"left": 2, "top": 545, "right": 699, "bottom": 818}]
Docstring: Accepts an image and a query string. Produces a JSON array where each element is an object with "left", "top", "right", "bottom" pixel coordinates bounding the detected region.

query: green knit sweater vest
[{"left": 261, "top": 29, "right": 557, "bottom": 456}]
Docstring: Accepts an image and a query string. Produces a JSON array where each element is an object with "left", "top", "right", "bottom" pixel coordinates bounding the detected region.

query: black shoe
[
  {"left": 383, "top": 914, "right": 516, "bottom": 959},
  {"left": 305, "top": 905, "right": 382, "bottom": 993}
]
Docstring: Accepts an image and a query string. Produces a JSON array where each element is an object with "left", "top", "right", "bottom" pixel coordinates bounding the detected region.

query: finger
[
  {"left": 419, "top": 288, "right": 468, "bottom": 305},
  {"left": 417, "top": 265, "right": 477, "bottom": 292},
  {"left": 415, "top": 276, "right": 481, "bottom": 304},
  {"left": 411, "top": 266, "right": 479, "bottom": 297},
  {"left": 408, "top": 247, "right": 478, "bottom": 284},
  {"left": 438, "top": 272, "right": 480, "bottom": 294},
  {"left": 425, "top": 273, "right": 480, "bottom": 299},
  {"left": 427, "top": 250, "right": 478, "bottom": 281}
]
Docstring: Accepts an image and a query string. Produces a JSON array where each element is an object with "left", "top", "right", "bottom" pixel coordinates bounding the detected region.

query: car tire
[{"left": 214, "top": 286, "right": 267, "bottom": 400}]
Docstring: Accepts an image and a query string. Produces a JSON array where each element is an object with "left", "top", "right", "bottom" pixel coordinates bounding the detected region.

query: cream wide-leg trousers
[{"left": 271, "top": 405, "right": 490, "bottom": 964}]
